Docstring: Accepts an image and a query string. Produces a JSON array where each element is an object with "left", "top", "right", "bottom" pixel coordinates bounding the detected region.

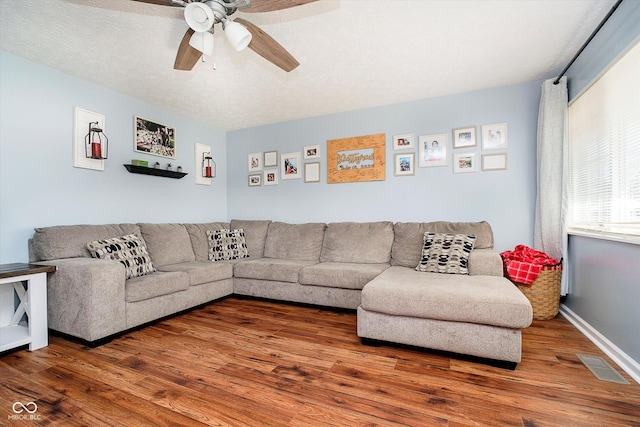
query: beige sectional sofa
[{"left": 30, "top": 219, "right": 532, "bottom": 365}]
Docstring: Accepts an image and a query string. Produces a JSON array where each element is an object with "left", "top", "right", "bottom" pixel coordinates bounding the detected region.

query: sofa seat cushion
[
  {"left": 125, "top": 271, "right": 189, "bottom": 303},
  {"left": 158, "top": 261, "right": 234, "bottom": 286},
  {"left": 234, "top": 258, "right": 318, "bottom": 283},
  {"left": 360, "top": 267, "right": 532, "bottom": 329},
  {"left": 320, "top": 222, "right": 394, "bottom": 264},
  {"left": 299, "top": 262, "right": 390, "bottom": 290}
]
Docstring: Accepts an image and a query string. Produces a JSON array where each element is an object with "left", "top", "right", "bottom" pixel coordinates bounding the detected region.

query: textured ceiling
[{"left": 0, "top": 0, "right": 617, "bottom": 131}]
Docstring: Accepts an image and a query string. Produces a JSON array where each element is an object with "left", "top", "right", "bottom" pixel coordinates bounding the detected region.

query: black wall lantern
[
  {"left": 85, "top": 121, "right": 108, "bottom": 160},
  {"left": 202, "top": 152, "right": 216, "bottom": 178}
]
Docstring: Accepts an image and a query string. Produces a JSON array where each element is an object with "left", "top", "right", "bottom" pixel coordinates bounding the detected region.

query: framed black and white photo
[
  {"left": 134, "top": 116, "right": 176, "bottom": 159},
  {"left": 304, "top": 162, "right": 321, "bottom": 183},
  {"left": 482, "top": 153, "right": 508, "bottom": 171},
  {"left": 248, "top": 152, "right": 262, "bottom": 172},
  {"left": 394, "top": 153, "right": 415, "bottom": 176},
  {"left": 452, "top": 126, "right": 477, "bottom": 149},
  {"left": 248, "top": 174, "right": 262, "bottom": 186},
  {"left": 482, "top": 122, "right": 508, "bottom": 150},
  {"left": 263, "top": 169, "right": 278, "bottom": 185},
  {"left": 418, "top": 133, "right": 448, "bottom": 167},
  {"left": 264, "top": 150, "right": 278, "bottom": 167},
  {"left": 453, "top": 152, "right": 477, "bottom": 173},
  {"left": 304, "top": 145, "right": 320, "bottom": 159},
  {"left": 393, "top": 133, "right": 415, "bottom": 150},
  {"left": 281, "top": 152, "right": 301, "bottom": 180}
]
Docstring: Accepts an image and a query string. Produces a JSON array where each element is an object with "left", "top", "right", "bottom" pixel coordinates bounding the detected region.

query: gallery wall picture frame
[
  {"left": 248, "top": 152, "right": 262, "bottom": 172},
  {"left": 452, "top": 126, "right": 477, "bottom": 149},
  {"left": 304, "top": 145, "right": 320, "bottom": 159},
  {"left": 482, "top": 122, "right": 508, "bottom": 150},
  {"left": 281, "top": 152, "right": 301, "bottom": 180},
  {"left": 248, "top": 174, "right": 262, "bottom": 186},
  {"left": 134, "top": 116, "right": 176, "bottom": 159},
  {"left": 327, "top": 133, "right": 386, "bottom": 184},
  {"left": 304, "top": 162, "right": 321, "bottom": 183},
  {"left": 482, "top": 153, "right": 508, "bottom": 171},
  {"left": 264, "top": 151, "right": 278, "bottom": 167},
  {"left": 418, "top": 133, "right": 448, "bottom": 167},
  {"left": 453, "top": 152, "right": 477, "bottom": 173},
  {"left": 393, "top": 133, "right": 415, "bottom": 150},
  {"left": 263, "top": 169, "right": 279, "bottom": 185},
  {"left": 395, "top": 153, "right": 415, "bottom": 176}
]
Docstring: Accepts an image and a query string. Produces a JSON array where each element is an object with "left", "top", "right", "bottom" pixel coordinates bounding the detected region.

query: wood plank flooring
[{"left": 1, "top": 296, "right": 639, "bottom": 426}]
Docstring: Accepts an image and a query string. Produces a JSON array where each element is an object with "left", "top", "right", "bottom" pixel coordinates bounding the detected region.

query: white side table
[{"left": 0, "top": 263, "right": 56, "bottom": 352}]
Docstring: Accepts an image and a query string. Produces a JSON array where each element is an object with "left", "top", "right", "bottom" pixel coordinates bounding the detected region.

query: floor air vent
[{"left": 577, "top": 354, "right": 630, "bottom": 384}]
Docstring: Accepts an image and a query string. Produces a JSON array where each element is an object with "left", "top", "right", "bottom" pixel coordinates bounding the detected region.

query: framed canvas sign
[
  {"left": 452, "top": 126, "right": 477, "bottom": 149},
  {"left": 134, "top": 116, "right": 176, "bottom": 159},
  {"left": 248, "top": 152, "right": 262, "bottom": 172},
  {"left": 453, "top": 152, "right": 477, "bottom": 173},
  {"left": 393, "top": 133, "right": 415, "bottom": 150},
  {"left": 395, "top": 153, "right": 415, "bottom": 176},
  {"left": 418, "top": 133, "right": 448, "bottom": 167},
  {"left": 281, "top": 152, "right": 301, "bottom": 180},
  {"left": 327, "top": 133, "right": 386, "bottom": 184},
  {"left": 482, "top": 122, "right": 508, "bottom": 150}
]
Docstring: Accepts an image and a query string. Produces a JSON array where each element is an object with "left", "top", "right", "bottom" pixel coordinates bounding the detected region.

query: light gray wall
[
  {"left": 227, "top": 81, "right": 541, "bottom": 253},
  {"left": 0, "top": 51, "right": 228, "bottom": 264},
  {"left": 564, "top": 0, "right": 640, "bottom": 364}
]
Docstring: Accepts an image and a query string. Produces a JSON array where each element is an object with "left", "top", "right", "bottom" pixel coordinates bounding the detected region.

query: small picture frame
[
  {"left": 482, "top": 153, "right": 508, "bottom": 171},
  {"left": 281, "top": 152, "right": 301, "bottom": 180},
  {"left": 248, "top": 152, "right": 262, "bottom": 172},
  {"left": 452, "top": 126, "right": 477, "bottom": 149},
  {"left": 482, "top": 122, "right": 508, "bottom": 150},
  {"left": 304, "top": 162, "right": 321, "bottom": 183},
  {"left": 134, "top": 116, "right": 176, "bottom": 159},
  {"left": 394, "top": 153, "right": 415, "bottom": 176},
  {"left": 248, "top": 174, "right": 262, "bottom": 186},
  {"left": 304, "top": 145, "right": 320, "bottom": 159},
  {"left": 393, "top": 133, "right": 415, "bottom": 150},
  {"left": 453, "top": 152, "right": 477, "bottom": 173},
  {"left": 418, "top": 133, "right": 448, "bottom": 167},
  {"left": 264, "top": 151, "right": 278, "bottom": 167},
  {"left": 263, "top": 169, "right": 279, "bottom": 185}
]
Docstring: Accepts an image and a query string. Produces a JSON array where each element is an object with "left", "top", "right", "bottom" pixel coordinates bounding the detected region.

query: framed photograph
[
  {"left": 248, "top": 153, "right": 262, "bottom": 171},
  {"left": 264, "top": 151, "right": 278, "bottom": 167},
  {"left": 418, "top": 133, "right": 448, "bottom": 167},
  {"left": 248, "top": 174, "right": 262, "bottom": 187},
  {"left": 134, "top": 116, "right": 176, "bottom": 159},
  {"left": 482, "top": 122, "right": 508, "bottom": 150},
  {"left": 395, "top": 153, "right": 415, "bottom": 176},
  {"left": 482, "top": 153, "right": 508, "bottom": 171},
  {"left": 304, "top": 145, "right": 320, "bottom": 159},
  {"left": 327, "top": 133, "right": 386, "bottom": 184},
  {"left": 263, "top": 169, "right": 278, "bottom": 185},
  {"left": 453, "top": 152, "right": 477, "bottom": 173},
  {"left": 393, "top": 133, "right": 415, "bottom": 150},
  {"left": 281, "top": 152, "right": 301, "bottom": 180},
  {"left": 304, "top": 162, "right": 321, "bottom": 183},
  {"left": 452, "top": 126, "right": 477, "bottom": 149}
]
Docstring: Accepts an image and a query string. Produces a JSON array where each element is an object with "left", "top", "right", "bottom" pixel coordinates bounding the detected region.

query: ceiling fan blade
[
  {"left": 242, "top": 0, "right": 318, "bottom": 13},
  {"left": 130, "top": 0, "right": 178, "bottom": 6},
  {"left": 234, "top": 18, "right": 299, "bottom": 72},
  {"left": 174, "top": 28, "right": 201, "bottom": 71}
]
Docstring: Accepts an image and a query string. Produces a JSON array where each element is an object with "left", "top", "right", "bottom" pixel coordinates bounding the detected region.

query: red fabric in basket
[{"left": 500, "top": 245, "right": 560, "bottom": 285}]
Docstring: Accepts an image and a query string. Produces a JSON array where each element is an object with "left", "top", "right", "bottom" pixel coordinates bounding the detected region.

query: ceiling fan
[{"left": 132, "top": 0, "right": 318, "bottom": 72}]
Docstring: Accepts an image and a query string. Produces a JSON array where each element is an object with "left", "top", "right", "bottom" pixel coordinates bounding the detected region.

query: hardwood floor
[{"left": 1, "top": 297, "right": 639, "bottom": 426}]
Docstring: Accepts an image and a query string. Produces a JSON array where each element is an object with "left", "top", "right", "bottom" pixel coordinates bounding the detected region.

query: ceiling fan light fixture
[
  {"left": 222, "top": 19, "right": 252, "bottom": 52},
  {"left": 184, "top": 2, "right": 215, "bottom": 32},
  {"left": 189, "top": 31, "right": 215, "bottom": 56}
]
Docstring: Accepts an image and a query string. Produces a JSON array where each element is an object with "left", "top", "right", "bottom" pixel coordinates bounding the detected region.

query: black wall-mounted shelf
[{"left": 123, "top": 164, "right": 188, "bottom": 179}]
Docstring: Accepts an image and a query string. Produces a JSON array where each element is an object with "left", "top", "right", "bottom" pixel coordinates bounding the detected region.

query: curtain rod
[{"left": 553, "top": 0, "right": 624, "bottom": 85}]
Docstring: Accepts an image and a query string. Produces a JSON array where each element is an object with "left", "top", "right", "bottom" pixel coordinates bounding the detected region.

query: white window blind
[{"left": 568, "top": 39, "right": 640, "bottom": 237}]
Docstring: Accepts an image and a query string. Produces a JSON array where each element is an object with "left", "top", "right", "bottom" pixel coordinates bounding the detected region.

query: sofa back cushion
[
  {"left": 184, "top": 222, "right": 230, "bottom": 261},
  {"left": 392, "top": 221, "right": 494, "bottom": 268},
  {"left": 230, "top": 219, "right": 271, "bottom": 258},
  {"left": 138, "top": 223, "right": 195, "bottom": 267},
  {"left": 263, "top": 222, "right": 326, "bottom": 261},
  {"left": 32, "top": 224, "right": 141, "bottom": 261},
  {"left": 320, "top": 221, "right": 394, "bottom": 264}
]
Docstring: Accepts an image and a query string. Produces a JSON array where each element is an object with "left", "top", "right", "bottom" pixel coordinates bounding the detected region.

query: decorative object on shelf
[
  {"left": 453, "top": 126, "right": 477, "bottom": 149},
  {"left": 482, "top": 153, "right": 508, "bottom": 171},
  {"left": 248, "top": 152, "right": 262, "bottom": 172},
  {"left": 134, "top": 116, "right": 176, "bottom": 159},
  {"left": 327, "top": 133, "right": 386, "bottom": 184},
  {"left": 264, "top": 151, "right": 278, "bottom": 167},
  {"left": 418, "top": 133, "right": 448, "bottom": 167},
  {"left": 202, "top": 152, "right": 216, "bottom": 178},
  {"left": 248, "top": 174, "right": 262, "bottom": 187},
  {"left": 131, "top": 159, "right": 149, "bottom": 167},
  {"left": 304, "top": 145, "right": 320, "bottom": 159},
  {"left": 167, "top": 163, "right": 173, "bottom": 171},
  {"left": 393, "top": 133, "right": 415, "bottom": 150},
  {"left": 453, "top": 152, "right": 477, "bottom": 173},
  {"left": 73, "top": 107, "right": 105, "bottom": 171},
  {"left": 281, "top": 152, "right": 301, "bottom": 180},
  {"left": 264, "top": 169, "right": 278, "bottom": 185},
  {"left": 482, "top": 122, "right": 508, "bottom": 150},
  {"left": 123, "top": 164, "right": 188, "bottom": 179},
  {"left": 304, "top": 162, "right": 321, "bottom": 183},
  {"left": 154, "top": 162, "right": 160, "bottom": 169},
  {"left": 177, "top": 166, "right": 183, "bottom": 172},
  {"left": 85, "top": 121, "right": 108, "bottom": 160},
  {"left": 395, "top": 153, "right": 415, "bottom": 176}
]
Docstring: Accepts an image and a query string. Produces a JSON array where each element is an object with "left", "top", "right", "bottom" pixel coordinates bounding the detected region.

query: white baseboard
[{"left": 560, "top": 304, "right": 640, "bottom": 385}]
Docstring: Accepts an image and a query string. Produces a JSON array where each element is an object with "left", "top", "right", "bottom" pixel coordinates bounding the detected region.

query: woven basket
[{"left": 513, "top": 262, "right": 562, "bottom": 320}]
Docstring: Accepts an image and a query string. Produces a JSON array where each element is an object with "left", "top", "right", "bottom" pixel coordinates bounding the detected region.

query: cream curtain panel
[{"left": 534, "top": 77, "right": 569, "bottom": 295}]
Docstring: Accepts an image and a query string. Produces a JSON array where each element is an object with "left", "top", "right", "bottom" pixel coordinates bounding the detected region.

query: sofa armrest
[
  {"left": 468, "top": 249, "right": 503, "bottom": 276},
  {"left": 40, "top": 258, "right": 126, "bottom": 342}
]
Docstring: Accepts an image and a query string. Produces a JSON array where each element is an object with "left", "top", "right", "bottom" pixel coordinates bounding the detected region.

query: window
[{"left": 568, "top": 40, "right": 640, "bottom": 238}]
